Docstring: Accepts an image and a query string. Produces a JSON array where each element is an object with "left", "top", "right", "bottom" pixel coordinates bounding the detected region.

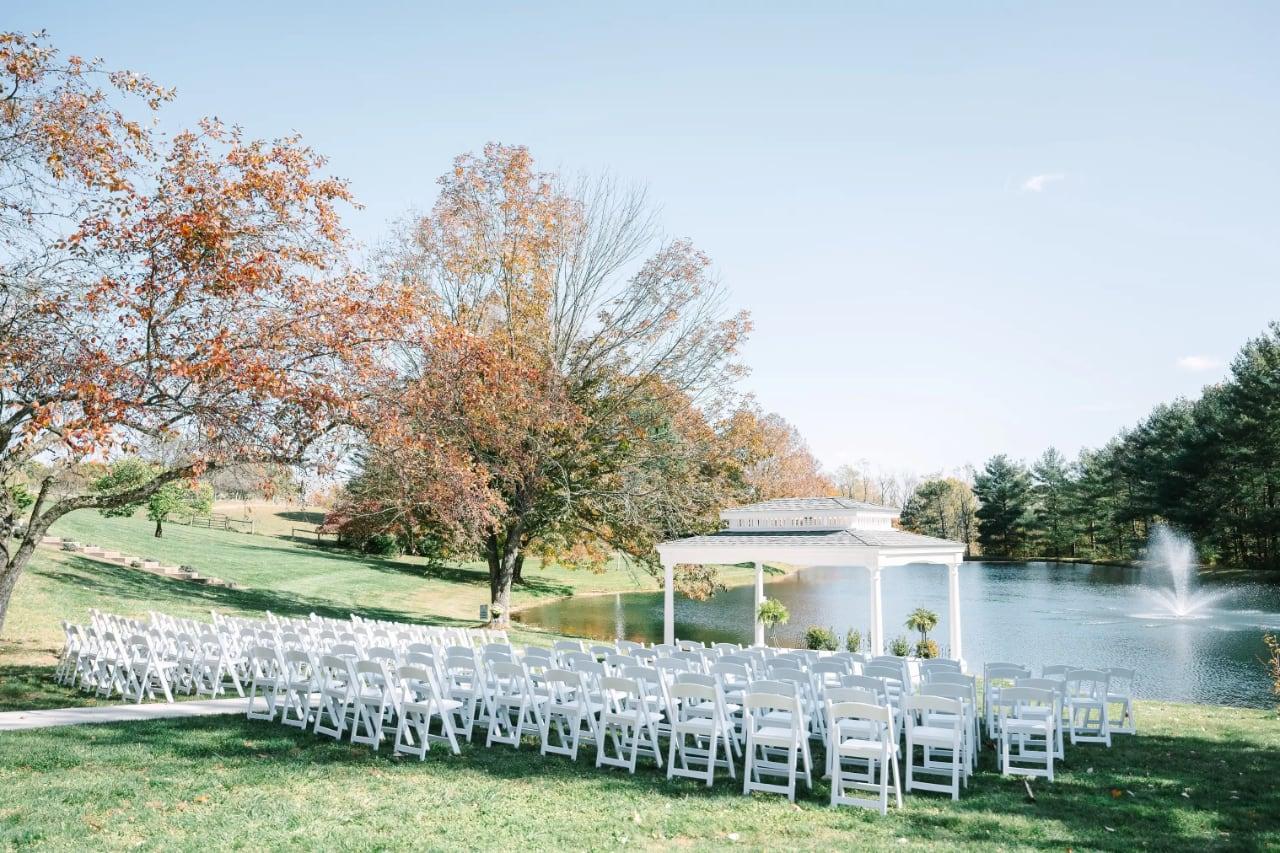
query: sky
[{"left": 13, "top": 2, "right": 1279, "bottom": 475}]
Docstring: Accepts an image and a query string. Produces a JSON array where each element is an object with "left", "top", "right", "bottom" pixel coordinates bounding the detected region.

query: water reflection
[{"left": 514, "top": 562, "right": 1280, "bottom": 708}]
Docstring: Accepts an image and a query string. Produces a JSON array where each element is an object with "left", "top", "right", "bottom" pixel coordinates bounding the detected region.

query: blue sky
[{"left": 15, "top": 2, "right": 1278, "bottom": 473}]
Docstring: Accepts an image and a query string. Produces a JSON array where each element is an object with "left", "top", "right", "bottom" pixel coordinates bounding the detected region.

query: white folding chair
[
  {"left": 351, "top": 659, "right": 395, "bottom": 749},
  {"left": 828, "top": 699, "right": 901, "bottom": 814},
  {"left": 596, "top": 675, "right": 664, "bottom": 773},
  {"left": 666, "top": 681, "right": 734, "bottom": 786},
  {"left": 485, "top": 661, "right": 547, "bottom": 749},
  {"left": 540, "top": 669, "right": 601, "bottom": 762},
  {"left": 903, "top": 693, "right": 965, "bottom": 801},
  {"left": 245, "top": 644, "right": 286, "bottom": 719},
  {"left": 314, "top": 654, "right": 356, "bottom": 740},
  {"left": 393, "top": 664, "right": 462, "bottom": 758},
  {"left": 742, "top": 689, "right": 811, "bottom": 802},
  {"left": 1106, "top": 667, "right": 1137, "bottom": 734},
  {"left": 1065, "top": 669, "right": 1112, "bottom": 746},
  {"left": 124, "top": 633, "right": 177, "bottom": 704},
  {"left": 998, "top": 686, "right": 1056, "bottom": 781},
  {"left": 282, "top": 649, "right": 318, "bottom": 729}
]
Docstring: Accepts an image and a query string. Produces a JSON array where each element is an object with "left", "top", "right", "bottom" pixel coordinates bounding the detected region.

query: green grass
[
  {"left": 2, "top": 509, "right": 1278, "bottom": 850},
  {"left": 0, "top": 702, "right": 1275, "bottom": 850}
]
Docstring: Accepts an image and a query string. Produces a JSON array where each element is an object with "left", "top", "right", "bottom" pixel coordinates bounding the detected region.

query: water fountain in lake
[{"left": 1144, "top": 525, "right": 1223, "bottom": 619}]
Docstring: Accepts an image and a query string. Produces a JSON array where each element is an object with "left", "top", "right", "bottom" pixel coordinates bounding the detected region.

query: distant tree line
[{"left": 901, "top": 323, "right": 1280, "bottom": 571}]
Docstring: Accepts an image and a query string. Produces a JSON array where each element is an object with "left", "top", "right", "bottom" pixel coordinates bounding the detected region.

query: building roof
[
  {"left": 662, "top": 528, "right": 963, "bottom": 549},
  {"left": 719, "top": 497, "right": 901, "bottom": 514}
]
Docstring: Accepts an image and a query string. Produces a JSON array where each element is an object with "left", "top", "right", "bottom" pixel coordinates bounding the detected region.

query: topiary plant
[
  {"left": 845, "top": 628, "right": 863, "bottom": 653},
  {"left": 905, "top": 607, "right": 939, "bottom": 648},
  {"left": 803, "top": 625, "right": 838, "bottom": 651}
]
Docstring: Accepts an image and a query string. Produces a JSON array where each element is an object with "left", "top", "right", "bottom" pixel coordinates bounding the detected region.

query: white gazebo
[{"left": 656, "top": 497, "right": 968, "bottom": 658}]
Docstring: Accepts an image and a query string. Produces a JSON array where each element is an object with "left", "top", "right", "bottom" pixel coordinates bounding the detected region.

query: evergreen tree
[
  {"left": 1031, "top": 447, "right": 1075, "bottom": 559},
  {"left": 973, "top": 455, "right": 1034, "bottom": 558}
]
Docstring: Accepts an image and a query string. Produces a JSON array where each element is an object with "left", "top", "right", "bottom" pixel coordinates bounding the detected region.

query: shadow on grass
[
  {"left": 20, "top": 713, "right": 1276, "bottom": 851},
  {"left": 273, "top": 510, "right": 327, "bottom": 526},
  {"left": 0, "top": 664, "right": 108, "bottom": 713},
  {"left": 36, "top": 556, "right": 473, "bottom": 628}
]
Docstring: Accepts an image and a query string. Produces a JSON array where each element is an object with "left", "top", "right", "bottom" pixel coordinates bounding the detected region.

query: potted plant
[
  {"left": 803, "top": 625, "right": 838, "bottom": 651},
  {"left": 845, "top": 628, "right": 863, "bottom": 654},
  {"left": 756, "top": 598, "right": 789, "bottom": 646},
  {"left": 906, "top": 607, "right": 940, "bottom": 659}
]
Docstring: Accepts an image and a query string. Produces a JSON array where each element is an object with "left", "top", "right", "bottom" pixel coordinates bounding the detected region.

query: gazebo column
[
  {"left": 947, "top": 561, "right": 963, "bottom": 663},
  {"left": 663, "top": 558, "right": 675, "bottom": 646},
  {"left": 753, "top": 561, "right": 764, "bottom": 647},
  {"left": 869, "top": 558, "right": 884, "bottom": 656}
]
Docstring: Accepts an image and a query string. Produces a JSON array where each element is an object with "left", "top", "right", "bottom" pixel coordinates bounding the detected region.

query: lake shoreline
[{"left": 511, "top": 560, "right": 804, "bottom": 619}]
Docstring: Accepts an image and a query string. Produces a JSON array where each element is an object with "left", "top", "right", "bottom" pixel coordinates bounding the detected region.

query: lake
[{"left": 514, "top": 561, "right": 1280, "bottom": 708}]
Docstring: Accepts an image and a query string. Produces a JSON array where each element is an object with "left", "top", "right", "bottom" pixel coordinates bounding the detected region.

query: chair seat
[
  {"left": 752, "top": 725, "right": 801, "bottom": 746},
  {"left": 837, "top": 736, "right": 889, "bottom": 757},
  {"left": 1003, "top": 718, "right": 1050, "bottom": 735},
  {"left": 673, "top": 717, "right": 717, "bottom": 735},
  {"left": 1106, "top": 692, "right": 1130, "bottom": 702},
  {"left": 911, "top": 725, "right": 961, "bottom": 747}
]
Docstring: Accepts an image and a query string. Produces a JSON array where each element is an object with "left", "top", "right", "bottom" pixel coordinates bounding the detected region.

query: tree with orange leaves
[
  {"left": 721, "top": 407, "right": 836, "bottom": 501},
  {"left": 0, "top": 32, "right": 408, "bottom": 630},
  {"left": 342, "top": 144, "right": 752, "bottom": 622}
]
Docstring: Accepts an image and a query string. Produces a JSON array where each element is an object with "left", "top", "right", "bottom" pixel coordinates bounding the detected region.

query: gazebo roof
[{"left": 658, "top": 528, "right": 961, "bottom": 549}]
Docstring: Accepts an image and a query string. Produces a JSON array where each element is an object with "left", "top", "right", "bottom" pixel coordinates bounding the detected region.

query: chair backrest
[
  {"left": 904, "top": 692, "right": 963, "bottom": 719},
  {"left": 920, "top": 660, "right": 961, "bottom": 679},
  {"left": 828, "top": 699, "right": 893, "bottom": 731},
  {"left": 615, "top": 640, "right": 644, "bottom": 654},
  {"left": 319, "top": 655, "right": 353, "bottom": 689},
  {"left": 863, "top": 663, "right": 904, "bottom": 684},
  {"left": 744, "top": 691, "right": 800, "bottom": 724},
  {"left": 985, "top": 664, "right": 1030, "bottom": 683},
  {"left": 999, "top": 686, "right": 1054, "bottom": 713},
  {"left": 522, "top": 647, "right": 553, "bottom": 665},
  {"left": 674, "top": 671, "right": 716, "bottom": 690},
  {"left": 1107, "top": 667, "right": 1136, "bottom": 692},
  {"left": 669, "top": 680, "right": 715, "bottom": 705},
  {"left": 918, "top": 682, "right": 970, "bottom": 704},
  {"left": 840, "top": 674, "right": 888, "bottom": 700},
  {"left": 1065, "top": 669, "right": 1110, "bottom": 699},
  {"left": 1040, "top": 664, "right": 1075, "bottom": 679},
  {"left": 747, "top": 679, "right": 796, "bottom": 698},
  {"left": 561, "top": 651, "right": 596, "bottom": 671}
]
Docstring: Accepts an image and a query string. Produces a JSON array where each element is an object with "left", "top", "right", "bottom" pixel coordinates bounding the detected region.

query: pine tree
[{"left": 973, "top": 455, "right": 1034, "bottom": 558}]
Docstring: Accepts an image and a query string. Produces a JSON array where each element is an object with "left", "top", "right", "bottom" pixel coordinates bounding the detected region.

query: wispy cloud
[
  {"left": 1176, "top": 355, "right": 1221, "bottom": 372},
  {"left": 1021, "top": 173, "right": 1065, "bottom": 192}
]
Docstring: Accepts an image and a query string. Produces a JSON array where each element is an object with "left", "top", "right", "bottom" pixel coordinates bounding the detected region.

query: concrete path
[{"left": 0, "top": 696, "right": 268, "bottom": 732}]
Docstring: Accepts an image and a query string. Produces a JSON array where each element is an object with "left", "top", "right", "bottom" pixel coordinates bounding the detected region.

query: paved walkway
[{"left": 0, "top": 696, "right": 268, "bottom": 732}]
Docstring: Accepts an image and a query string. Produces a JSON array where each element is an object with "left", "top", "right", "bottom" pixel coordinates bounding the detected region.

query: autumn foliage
[{"left": 0, "top": 31, "right": 409, "bottom": 629}]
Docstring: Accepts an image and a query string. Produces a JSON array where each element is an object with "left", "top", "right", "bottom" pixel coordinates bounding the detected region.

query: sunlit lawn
[{"left": 0, "top": 700, "right": 1275, "bottom": 851}]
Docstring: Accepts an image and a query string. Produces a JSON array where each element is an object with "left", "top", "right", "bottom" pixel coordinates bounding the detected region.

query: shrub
[
  {"left": 363, "top": 533, "right": 400, "bottom": 557},
  {"left": 916, "top": 638, "right": 940, "bottom": 659},
  {"left": 804, "top": 626, "right": 838, "bottom": 651},
  {"left": 889, "top": 635, "right": 911, "bottom": 657},
  {"left": 845, "top": 628, "right": 863, "bottom": 653}
]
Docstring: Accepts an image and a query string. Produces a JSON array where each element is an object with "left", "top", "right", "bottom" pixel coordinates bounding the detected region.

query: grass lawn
[
  {"left": 0, "top": 701, "right": 1275, "bottom": 850},
  {"left": 2, "top": 509, "right": 1278, "bottom": 850}
]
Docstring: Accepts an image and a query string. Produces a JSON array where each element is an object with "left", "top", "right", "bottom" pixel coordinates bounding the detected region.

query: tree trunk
[
  {"left": 154, "top": 517, "right": 164, "bottom": 538},
  {"left": 512, "top": 552, "right": 525, "bottom": 585},
  {"left": 485, "top": 521, "right": 525, "bottom": 626}
]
